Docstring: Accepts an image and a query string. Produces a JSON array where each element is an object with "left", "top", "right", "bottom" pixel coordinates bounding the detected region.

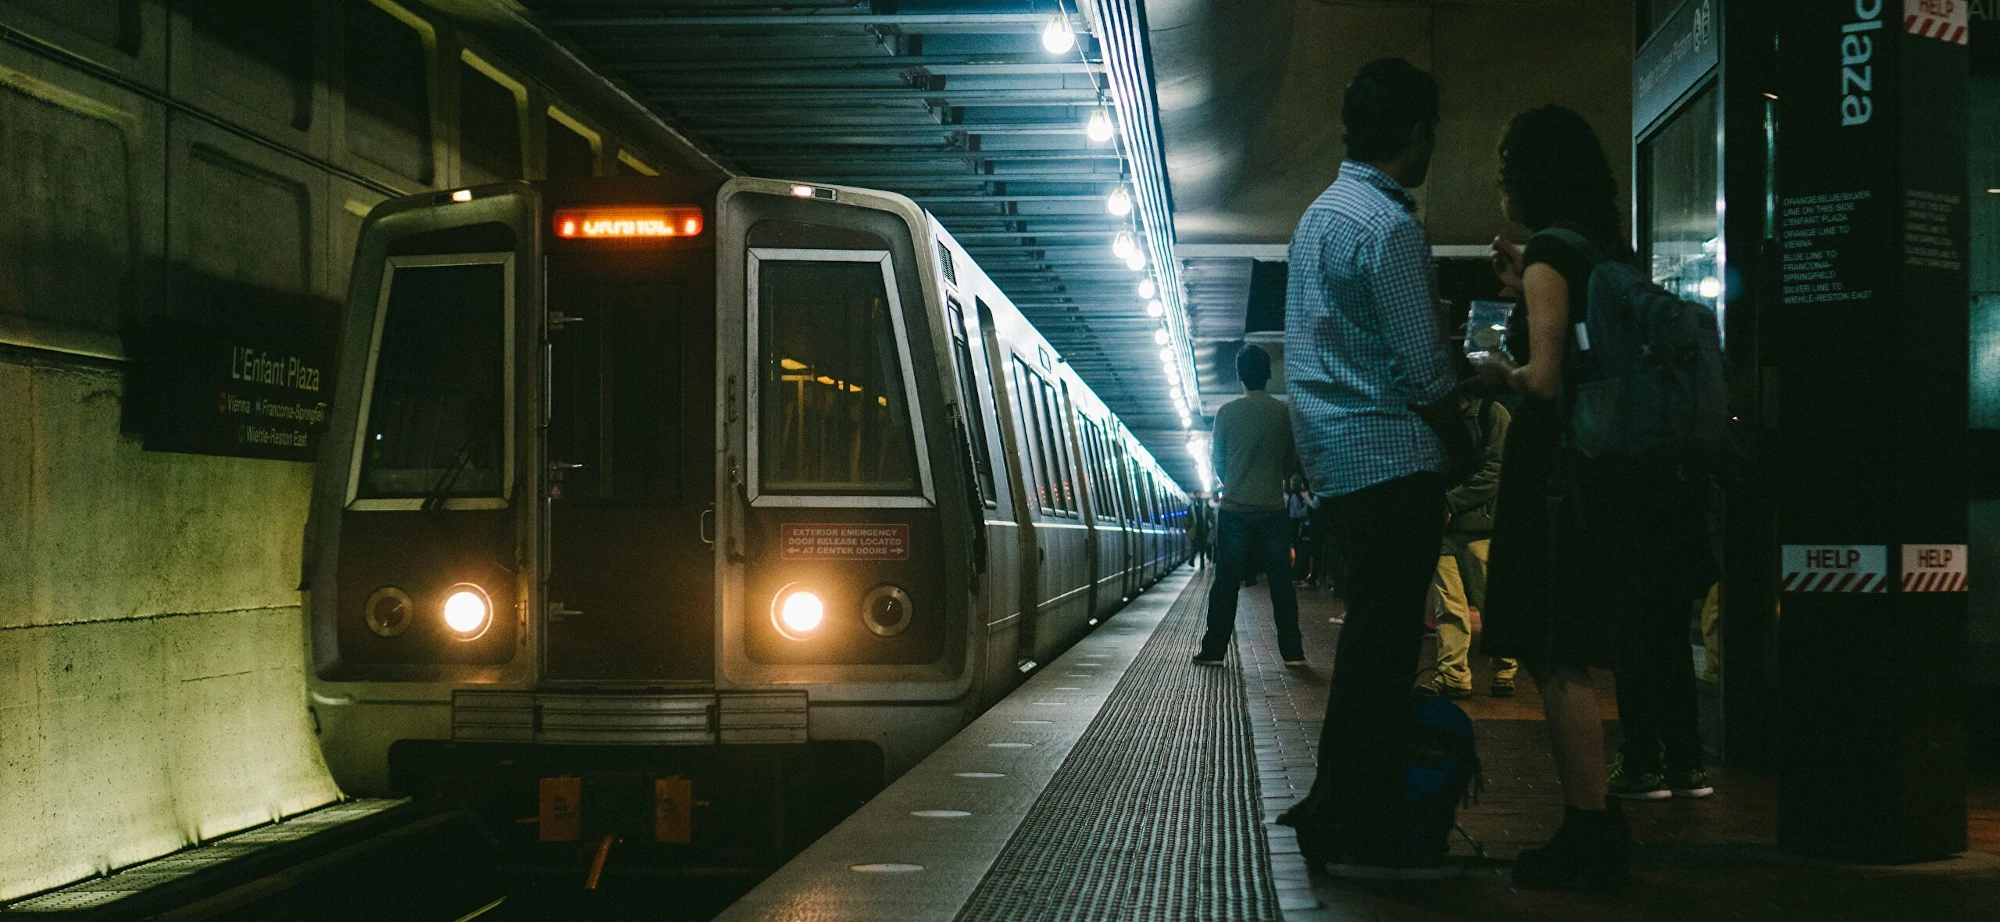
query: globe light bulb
[
  {"left": 1159, "top": 347, "right": 1174, "bottom": 364},
  {"left": 1042, "top": 15, "right": 1076, "bottom": 54},
  {"left": 1146, "top": 299, "right": 1164, "bottom": 318},
  {"left": 1112, "top": 231, "right": 1136, "bottom": 259},
  {"left": 1153, "top": 328, "right": 1169, "bottom": 345},
  {"left": 1698, "top": 276, "right": 1723, "bottom": 300},
  {"left": 1137, "top": 278, "right": 1156, "bottom": 299},
  {"left": 1107, "top": 187, "right": 1132, "bottom": 216},
  {"left": 1126, "top": 250, "right": 1146, "bottom": 271},
  {"left": 1087, "top": 109, "right": 1114, "bottom": 143}
]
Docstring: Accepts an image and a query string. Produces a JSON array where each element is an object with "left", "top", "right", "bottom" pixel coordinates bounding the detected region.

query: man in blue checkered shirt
[{"left": 1275, "top": 57, "right": 1461, "bottom": 881}]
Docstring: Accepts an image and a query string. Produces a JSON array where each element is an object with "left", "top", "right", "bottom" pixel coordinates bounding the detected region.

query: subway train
[{"left": 301, "top": 174, "right": 1190, "bottom": 867}]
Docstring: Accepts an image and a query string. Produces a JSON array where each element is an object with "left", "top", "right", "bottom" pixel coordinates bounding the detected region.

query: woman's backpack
[{"left": 1538, "top": 228, "right": 1729, "bottom": 468}]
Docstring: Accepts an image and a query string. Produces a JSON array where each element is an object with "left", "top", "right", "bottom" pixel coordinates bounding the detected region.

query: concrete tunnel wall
[{"left": 0, "top": 0, "right": 721, "bottom": 901}]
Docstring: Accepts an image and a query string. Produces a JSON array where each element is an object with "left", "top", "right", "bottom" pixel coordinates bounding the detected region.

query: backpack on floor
[
  {"left": 1539, "top": 227, "right": 1728, "bottom": 468},
  {"left": 1395, "top": 695, "right": 1483, "bottom": 857}
]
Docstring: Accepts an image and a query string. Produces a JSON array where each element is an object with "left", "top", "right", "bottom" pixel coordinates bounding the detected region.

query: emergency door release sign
[
  {"left": 1781, "top": 544, "right": 1889, "bottom": 592},
  {"left": 1901, "top": 544, "right": 1968, "bottom": 592},
  {"left": 780, "top": 523, "right": 911, "bottom": 561}
]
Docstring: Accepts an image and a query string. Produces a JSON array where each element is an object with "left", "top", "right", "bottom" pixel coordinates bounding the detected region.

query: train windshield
[
  {"left": 753, "top": 250, "right": 918, "bottom": 494},
  {"left": 355, "top": 256, "right": 511, "bottom": 501}
]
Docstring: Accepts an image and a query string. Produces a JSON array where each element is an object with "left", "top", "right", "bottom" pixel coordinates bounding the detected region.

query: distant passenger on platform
[
  {"left": 1190, "top": 500, "right": 1212, "bottom": 569},
  {"left": 1285, "top": 476, "right": 1316, "bottom": 584},
  {"left": 1420, "top": 391, "right": 1519, "bottom": 699},
  {"left": 1193, "top": 344, "right": 1305, "bottom": 668},
  {"left": 1274, "top": 57, "right": 1460, "bottom": 880},
  {"left": 1472, "top": 105, "right": 1716, "bottom": 890}
]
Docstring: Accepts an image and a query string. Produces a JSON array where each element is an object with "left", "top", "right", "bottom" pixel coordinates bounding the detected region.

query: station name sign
[{"left": 135, "top": 295, "right": 336, "bottom": 462}]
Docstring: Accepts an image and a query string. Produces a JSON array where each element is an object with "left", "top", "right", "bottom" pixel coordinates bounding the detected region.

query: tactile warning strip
[{"left": 956, "top": 570, "right": 1282, "bottom": 922}]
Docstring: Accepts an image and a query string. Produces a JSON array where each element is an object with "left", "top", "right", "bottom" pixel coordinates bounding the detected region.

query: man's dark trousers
[
  {"left": 1200, "top": 508, "right": 1302, "bottom": 660},
  {"left": 1287, "top": 473, "right": 1445, "bottom": 859}
]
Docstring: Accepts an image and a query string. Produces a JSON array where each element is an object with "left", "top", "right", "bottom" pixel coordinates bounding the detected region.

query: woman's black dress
[{"left": 1479, "top": 228, "right": 1715, "bottom": 670}]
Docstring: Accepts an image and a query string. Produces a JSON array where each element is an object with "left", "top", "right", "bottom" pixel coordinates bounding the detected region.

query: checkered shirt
[{"left": 1283, "top": 161, "right": 1455, "bottom": 497}]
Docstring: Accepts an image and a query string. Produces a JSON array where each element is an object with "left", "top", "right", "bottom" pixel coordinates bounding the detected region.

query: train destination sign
[
  {"left": 553, "top": 206, "right": 704, "bottom": 239},
  {"left": 779, "top": 523, "right": 911, "bottom": 561},
  {"left": 135, "top": 302, "right": 335, "bottom": 462}
]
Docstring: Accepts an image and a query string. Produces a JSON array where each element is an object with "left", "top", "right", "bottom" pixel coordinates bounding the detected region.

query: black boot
[{"left": 1512, "top": 800, "right": 1631, "bottom": 891}]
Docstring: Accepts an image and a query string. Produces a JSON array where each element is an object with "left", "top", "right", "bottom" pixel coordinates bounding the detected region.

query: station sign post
[{"left": 1773, "top": 0, "right": 1971, "bottom": 861}]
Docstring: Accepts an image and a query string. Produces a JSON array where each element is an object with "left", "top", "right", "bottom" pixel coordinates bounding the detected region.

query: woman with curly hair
[{"left": 1473, "top": 105, "right": 1715, "bottom": 890}]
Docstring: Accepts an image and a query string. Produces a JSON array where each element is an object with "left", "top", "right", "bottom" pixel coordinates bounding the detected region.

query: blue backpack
[
  {"left": 1396, "top": 695, "right": 1482, "bottom": 857},
  {"left": 1539, "top": 228, "right": 1729, "bottom": 466}
]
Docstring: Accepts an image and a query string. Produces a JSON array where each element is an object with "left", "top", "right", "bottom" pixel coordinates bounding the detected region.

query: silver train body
[{"left": 303, "top": 175, "right": 1189, "bottom": 861}]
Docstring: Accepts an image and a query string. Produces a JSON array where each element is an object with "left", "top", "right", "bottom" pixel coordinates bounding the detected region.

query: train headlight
[
  {"left": 773, "top": 585, "right": 825, "bottom": 639},
  {"left": 861, "top": 585, "right": 913, "bottom": 637},
  {"left": 364, "top": 586, "right": 414, "bottom": 638},
  {"left": 442, "top": 583, "right": 493, "bottom": 640}
]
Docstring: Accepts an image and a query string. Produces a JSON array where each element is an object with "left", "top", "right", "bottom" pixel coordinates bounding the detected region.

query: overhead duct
[{"left": 1143, "top": 0, "right": 1295, "bottom": 241}]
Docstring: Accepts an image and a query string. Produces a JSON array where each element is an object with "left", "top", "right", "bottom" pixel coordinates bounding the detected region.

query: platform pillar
[{"left": 1771, "top": 0, "right": 1970, "bottom": 861}]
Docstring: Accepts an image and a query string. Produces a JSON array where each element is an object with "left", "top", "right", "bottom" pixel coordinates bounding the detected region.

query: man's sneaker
[
  {"left": 1607, "top": 755, "right": 1670, "bottom": 801},
  {"left": 1191, "top": 653, "right": 1224, "bottom": 666},
  {"left": 1489, "top": 676, "right": 1516, "bottom": 698},
  {"left": 1418, "top": 679, "right": 1472, "bottom": 700},
  {"left": 1668, "top": 767, "right": 1715, "bottom": 799},
  {"left": 1282, "top": 656, "right": 1309, "bottom": 667}
]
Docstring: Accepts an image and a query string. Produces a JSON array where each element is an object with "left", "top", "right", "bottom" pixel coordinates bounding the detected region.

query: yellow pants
[
  {"left": 1434, "top": 538, "right": 1518, "bottom": 689},
  {"left": 1700, "top": 582, "right": 1722, "bottom": 683}
]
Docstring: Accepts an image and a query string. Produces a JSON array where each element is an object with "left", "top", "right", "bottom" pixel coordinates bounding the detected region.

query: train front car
[{"left": 303, "top": 176, "right": 978, "bottom": 872}]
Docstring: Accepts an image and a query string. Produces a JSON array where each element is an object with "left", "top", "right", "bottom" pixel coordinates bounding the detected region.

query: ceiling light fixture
[
  {"left": 1153, "top": 328, "right": 1169, "bottom": 345},
  {"left": 1107, "top": 187, "right": 1132, "bottom": 216},
  {"left": 1137, "top": 278, "right": 1156, "bottom": 299},
  {"left": 1042, "top": 14, "right": 1076, "bottom": 54},
  {"left": 1158, "top": 347, "right": 1174, "bottom": 364},
  {"left": 1112, "top": 231, "right": 1136, "bottom": 259},
  {"left": 1145, "top": 298, "right": 1163, "bottom": 318},
  {"left": 1086, "top": 109, "right": 1114, "bottom": 143},
  {"left": 1126, "top": 250, "right": 1146, "bottom": 271}
]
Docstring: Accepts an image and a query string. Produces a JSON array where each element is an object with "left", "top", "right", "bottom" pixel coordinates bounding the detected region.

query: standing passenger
[
  {"left": 1193, "top": 345, "right": 1304, "bottom": 667},
  {"left": 1473, "top": 105, "right": 1715, "bottom": 889},
  {"left": 1275, "top": 58, "right": 1460, "bottom": 879},
  {"left": 1190, "top": 499, "right": 1212, "bottom": 569}
]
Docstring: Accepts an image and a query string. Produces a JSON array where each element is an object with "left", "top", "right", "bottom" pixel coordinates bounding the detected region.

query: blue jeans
[{"left": 1201, "top": 508, "right": 1302, "bottom": 659}]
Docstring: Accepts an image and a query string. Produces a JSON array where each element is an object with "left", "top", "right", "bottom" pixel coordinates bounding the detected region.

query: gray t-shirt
[{"left": 1210, "top": 391, "right": 1296, "bottom": 511}]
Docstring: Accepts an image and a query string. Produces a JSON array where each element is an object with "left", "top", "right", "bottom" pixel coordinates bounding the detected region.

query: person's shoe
[
  {"left": 1418, "top": 678, "right": 1473, "bottom": 700},
  {"left": 1668, "top": 766, "right": 1715, "bottom": 799},
  {"left": 1489, "top": 676, "right": 1517, "bottom": 698},
  {"left": 1607, "top": 754, "right": 1671, "bottom": 801},
  {"left": 1511, "top": 801, "right": 1631, "bottom": 891},
  {"left": 1282, "top": 657, "right": 1308, "bottom": 667},
  {"left": 1191, "top": 652, "right": 1224, "bottom": 666}
]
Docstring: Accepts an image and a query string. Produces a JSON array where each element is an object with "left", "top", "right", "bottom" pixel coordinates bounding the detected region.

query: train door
[{"left": 542, "top": 233, "right": 718, "bottom": 683}]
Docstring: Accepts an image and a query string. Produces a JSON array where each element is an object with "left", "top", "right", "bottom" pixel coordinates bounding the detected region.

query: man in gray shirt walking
[{"left": 1194, "top": 345, "right": 1305, "bottom": 666}]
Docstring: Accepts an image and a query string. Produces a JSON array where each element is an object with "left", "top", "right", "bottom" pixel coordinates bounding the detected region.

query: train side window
[
  {"left": 1040, "top": 380, "right": 1072, "bottom": 514},
  {"left": 1057, "top": 385, "right": 1084, "bottom": 517},
  {"left": 1012, "top": 357, "right": 1053, "bottom": 513},
  {"left": 1094, "top": 427, "right": 1115, "bottom": 519},
  {"left": 354, "top": 254, "right": 512, "bottom": 502},
  {"left": 945, "top": 301, "right": 997, "bottom": 505},
  {"left": 751, "top": 250, "right": 920, "bottom": 495}
]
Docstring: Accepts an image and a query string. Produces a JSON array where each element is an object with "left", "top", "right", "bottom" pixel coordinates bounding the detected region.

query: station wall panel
[
  {"left": 338, "top": 0, "right": 436, "bottom": 187},
  {"left": 0, "top": 44, "right": 158, "bottom": 336},
  {"left": 174, "top": 0, "right": 327, "bottom": 156},
  {"left": 0, "top": 0, "right": 164, "bottom": 89}
]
